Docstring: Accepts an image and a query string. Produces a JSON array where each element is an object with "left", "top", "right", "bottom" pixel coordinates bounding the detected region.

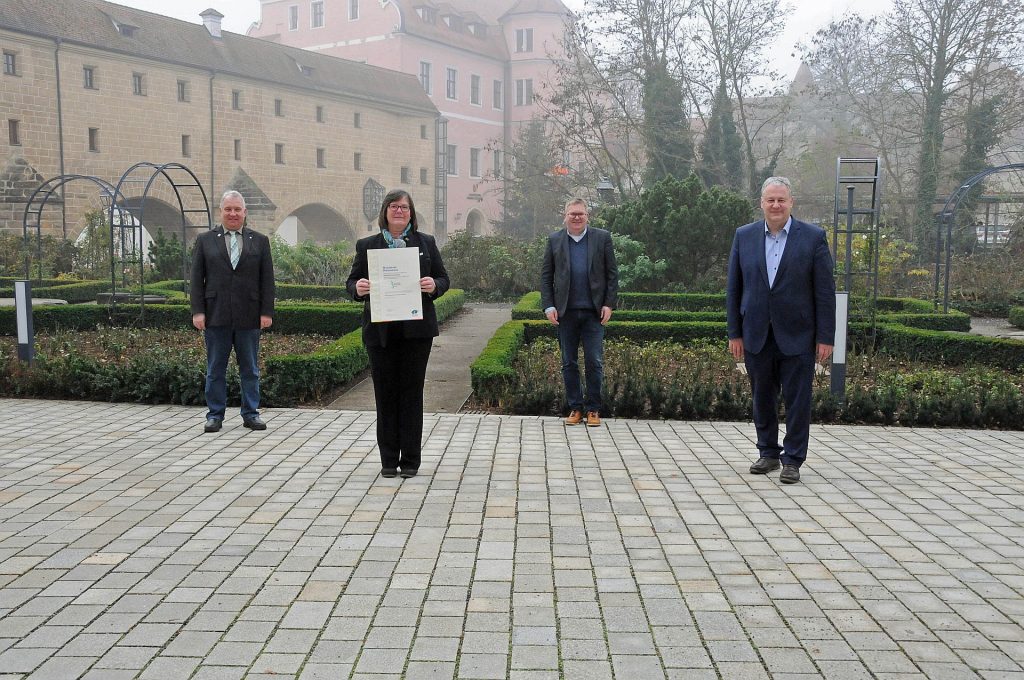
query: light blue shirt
[{"left": 765, "top": 218, "right": 791, "bottom": 288}]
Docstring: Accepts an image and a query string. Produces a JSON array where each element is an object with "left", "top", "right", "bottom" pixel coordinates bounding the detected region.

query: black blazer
[
  {"left": 540, "top": 226, "right": 618, "bottom": 316},
  {"left": 726, "top": 217, "right": 836, "bottom": 355},
  {"left": 346, "top": 230, "right": 450, "bottom": 348},
  {"left": 190, "top": 226, "right": 275, "bottom": 330}
]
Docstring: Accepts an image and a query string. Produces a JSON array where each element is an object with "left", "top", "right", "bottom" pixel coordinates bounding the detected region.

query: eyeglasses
[{"left": 388, "top": 204, "right": 411, "bottom": 213}]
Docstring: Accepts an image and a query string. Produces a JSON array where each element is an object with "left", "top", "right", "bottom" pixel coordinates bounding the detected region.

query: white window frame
[
  {"left": 470, "top": 74, "right": 481, "bottom": 106},
  {"left": 446, "top": 144, "right": 458, "bottom": 176},
  {"left": 493, "top": 80, "right": 503, "bottom": 110},
  {"left": 419, "top": 61, "right": 432, "bottom": 95},
  {"left": 445, "top": 67, "right": 457, "bottom": 100},
  {"left": 311, "top": 0, "right": 324, "bottom": 28},
  {"left": 470, "top": 147, "right": 481, "bottom": 178},
  {"left": 348, "top": 0, "right": 359, "bottom": 20},
  {"left": 516, "top": 28, "right": 534, "bottom": 53},
  {"left": 515, "top": 78, "right": 533, "bottom": 106},
  {"left": 288, "top": 4, "right": 299, "bottom": 30}
]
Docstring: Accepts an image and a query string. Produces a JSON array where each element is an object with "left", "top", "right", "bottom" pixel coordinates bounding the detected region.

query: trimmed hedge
[
  {"left": 0, "top": 292, "right": 463, "bottom": 341},
  {"left": 0, "top": 302, "right": 364, "bottom": 337},
  {"left": 263, "top": 289, "right": 465, "bottom": 406},
  {"left": 0, "top": 279, "right": 112, "bottom": 303},
  {"left": 511, "top": 292, "right": 971, "bottom": 331},
  {"left": 1010, "top": 306, "right": 1024, "bottom": 330},
  {"left": 1, "top": 290, "right": 465, "bottom": 406},
  {"left": 472, "top": 312, "right": 1024, "bottom": 405},
  {"left": 469, "top": 320, "right": 527, "bottom": 404},
  {"left": 143, "top": 280, "right": 350, "bottom": 301}
]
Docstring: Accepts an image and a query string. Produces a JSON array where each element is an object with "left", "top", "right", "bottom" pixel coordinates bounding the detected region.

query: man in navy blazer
[
  {"left": 541, "top": 197, "right": 618, "bottom": 427},
  {"left": 726, "top": 177, "right": 835, "bottom": 483},
  {"left": 191, "top": 191, "right": 275, "bottom": 433}
]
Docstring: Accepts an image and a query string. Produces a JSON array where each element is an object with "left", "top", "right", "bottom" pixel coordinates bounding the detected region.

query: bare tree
[
  {"left": 538, "top": 0, "right": 696, "bottom": 192},
  {"left": 687, "top": 0, "right": 792, "bottom": 197},
  {"left": 806, "top": 0, "right": 1024, "bottom": 245},
  {"left": 535, "top": 20, "right": 647, "bottom": 201}
]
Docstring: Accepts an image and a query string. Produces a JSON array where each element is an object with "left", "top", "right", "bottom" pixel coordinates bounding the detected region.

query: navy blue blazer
[
  {"left": 726, "top": 217, "right": 836, "bottom": 356},
  {"left": 540, "top": 226, "right": 618, "bottom": 316}
]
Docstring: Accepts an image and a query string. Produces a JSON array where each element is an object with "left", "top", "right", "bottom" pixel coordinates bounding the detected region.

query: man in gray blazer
[
  {"left": 191, "top": 191, "right": 275, "bottom": 433},
  {"left": 541, "top": 198, "right": 618, "bottom": 426}
]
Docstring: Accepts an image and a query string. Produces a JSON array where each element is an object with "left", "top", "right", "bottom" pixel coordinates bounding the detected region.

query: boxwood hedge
[{"left": 0, "top": 290, "right": 465, "bottom": 406}]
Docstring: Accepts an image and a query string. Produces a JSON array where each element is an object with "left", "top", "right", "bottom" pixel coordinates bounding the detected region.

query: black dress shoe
[
  {"left": 204, "top": 418, "right": 222, "bottom": 433},
  {"left": 780, "top": 465, "right": 801, "bottom": 484},
  {"left": 749, "top": 456, "right": 781, "bottom": 474},
  {"left": 243, "top": 416, "right": 267, "bottom": 430},
  {"left": 381, "top": 468, "right": 398, "bottom": 478},
  {"left": 400, "top": 468, "right": 418, "bottom": 479}
]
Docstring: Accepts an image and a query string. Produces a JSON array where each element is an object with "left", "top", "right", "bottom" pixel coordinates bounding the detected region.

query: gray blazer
[{"left": 540, "top": 226, "right": 618, "bottom": 316}]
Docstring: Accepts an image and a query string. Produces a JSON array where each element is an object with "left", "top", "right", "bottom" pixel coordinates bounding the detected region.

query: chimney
[{"left": 201, "top": 8, "right": 224, "bottom": 38}]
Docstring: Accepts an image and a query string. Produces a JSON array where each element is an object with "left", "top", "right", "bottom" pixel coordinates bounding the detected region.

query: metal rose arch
[
  {"left": 109, "top": 162, "right": 211, "bottom": 317},
  {"left": 935, "top": 163, "right": 1024, "bottom": 312},
  {"left": 21, "top": 174, "right": 129, "bottom": 281}
]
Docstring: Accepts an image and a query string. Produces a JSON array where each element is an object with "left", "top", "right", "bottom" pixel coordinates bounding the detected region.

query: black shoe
[
  {"left": 749, "top": 456, "right": 781, "bottom": 474},
  {"left": 204, "top": 418, "right": 222, "bottom": 433},
  {"left": 780, "top": 465, "right": 801, "bottom": 484},
  {"left": 243, "top": 416, "right": 267, "bottom": 430},
  {"left": 400, "top": 468, "right": 418, "bottom": 479},
  {"left": 381, "top": 468, "right": 398, "bottom": 478}
]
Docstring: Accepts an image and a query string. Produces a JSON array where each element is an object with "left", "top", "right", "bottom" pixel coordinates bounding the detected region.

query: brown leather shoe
[
  {"left": 586, "top": 411, "right": 601, "bottom": 427},
  {"left": 565, "top": 410, "right": 583, "bottom": 425}
]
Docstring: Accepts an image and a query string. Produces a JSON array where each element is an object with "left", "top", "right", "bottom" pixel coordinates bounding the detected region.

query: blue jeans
[
  {"left": 558, "top": 308, "right": 605, "bottom": 413},
  {"left": 204, "top": 327, "right": 261, "bottom": 421}
]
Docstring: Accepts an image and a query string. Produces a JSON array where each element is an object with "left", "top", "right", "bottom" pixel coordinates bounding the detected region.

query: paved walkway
[
  {"left": 328, "top": 303, "right": 512, "bottom": 414},
  {"left": 2, "top": 399, "right": 1024, "bottom": 679},
  {"left": 970, "top": 317, "right": 1024, "bottom": 341}
]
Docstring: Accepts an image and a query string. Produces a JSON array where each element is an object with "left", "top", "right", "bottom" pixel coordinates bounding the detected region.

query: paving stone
[{"left": 4, "top": 403, "right": 1024, "bottom": 680}]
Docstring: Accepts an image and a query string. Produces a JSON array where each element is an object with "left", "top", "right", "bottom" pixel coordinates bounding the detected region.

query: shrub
[
  {"left": 0, "top": 291, "right": 466, "bottom": 406},
  {"left": 441, "top": 232, "right": 545, "bottom": 299},
  {"left": 1010, "top": 306, "right": 1024, "bottom": 329},
  {"left": 0, "top": 233, "right": 77, "bottom": 278},
  {"left": 598, "top": 174, "right": 754, "bottom": 291},
  {"left": 471, "top": 336, "right": 1024, "bottom": 427},
  {"left": 271, "top": 237, "right": 354, "bottom": 286}
]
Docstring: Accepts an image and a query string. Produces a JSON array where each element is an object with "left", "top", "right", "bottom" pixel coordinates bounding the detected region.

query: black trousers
[
  {"left": 743, "top": 328, "right": 816, "bottom": 467},
  {"left": 366, "top": 336, "right": 433, "bottom": 471}
]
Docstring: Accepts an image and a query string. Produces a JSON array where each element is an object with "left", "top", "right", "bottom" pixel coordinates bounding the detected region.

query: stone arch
[
  {"left": 275, "top": 203, "right": 355, "bottom": 245},
  {"left": 466, "top": 208, "right": 486, "bottom": 236},
  {"left": 119, "top": 195, "right": 197, "bottom": 240}
]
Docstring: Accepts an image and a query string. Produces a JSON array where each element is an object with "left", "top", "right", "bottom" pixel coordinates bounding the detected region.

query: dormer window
[
  {"left": 110, "top": 18, "right": 138, "bottom": 38},
  {"left": 468, "top": 23, "right": 486, "bottom": 37},
  {"left": 299, "top": 64, "right": 314, "bottom": 76},
  {"left": 443, "top": 14, "right": 463, "bottom": 31},
  {"left": 417, "top": 6, "right": 437, "bottom": 23}
]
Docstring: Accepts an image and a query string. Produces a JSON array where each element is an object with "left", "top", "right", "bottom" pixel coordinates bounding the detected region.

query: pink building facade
[{"left": 249, "top": 0, "right": 572, "bottom": 240}]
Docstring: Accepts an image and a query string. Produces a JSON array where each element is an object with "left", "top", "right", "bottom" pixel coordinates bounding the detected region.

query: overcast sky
[{"left": 109, "top": 0, "right": 893, "bottom": 80}]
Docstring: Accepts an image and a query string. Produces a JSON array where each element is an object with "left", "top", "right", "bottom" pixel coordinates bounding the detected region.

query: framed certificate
[{"left": 368, "top": 247, "right": 424, "bottom": 322}]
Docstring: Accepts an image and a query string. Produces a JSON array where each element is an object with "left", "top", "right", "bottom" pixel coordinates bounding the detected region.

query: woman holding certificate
[{"left": 347, "top": 190, "right": 450, "bottom": 479}]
